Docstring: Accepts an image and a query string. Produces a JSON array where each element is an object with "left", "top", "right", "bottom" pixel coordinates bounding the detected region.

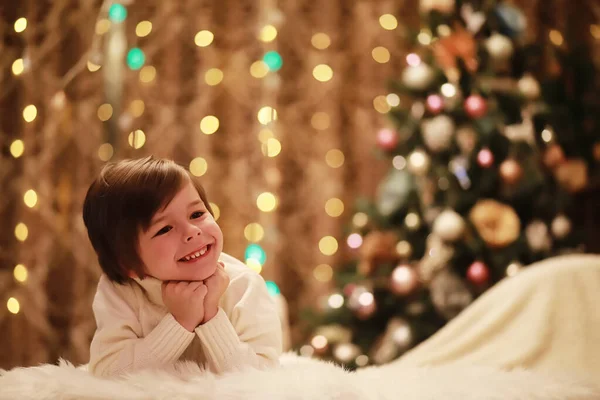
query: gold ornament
[
  {"left": 554, "top": 159, "right": 588, "bottom": 193},
  {"left": 358, "top": 231, "right": 399, "bottom": 276},
  {"left": 469, "top": 199, "right": 520, "bottom": 248}
]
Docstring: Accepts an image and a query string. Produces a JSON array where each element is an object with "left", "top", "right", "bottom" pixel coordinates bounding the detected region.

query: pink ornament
[
  {"left": 376, "top": 128, "right": 399, "bottom": 151},
  {"left": 464, "top": 95, "right": 488, "bottom": 118},
  {"left": 477, "top": 148, "right": 494, "bottom": 168},
  {"left": 390, "top": 265, "right": 419, "bottom": 296},
  {"left": 426, "top": 94, "right": 444, "bottom": 114},
  {"left": 467, "top": 261, "right": 490, "bottom": 285},
  {"left": 347, "top": 233, "right": 363, "bottom": 249}
]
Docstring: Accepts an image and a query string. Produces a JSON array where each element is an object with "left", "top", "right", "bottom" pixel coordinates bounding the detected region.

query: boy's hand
[
  {"left": 202, "top": 262, "right": 230, "bottom": 324},
  {"left": 162, "top": 280, "right": 208, "bottom": 332}
]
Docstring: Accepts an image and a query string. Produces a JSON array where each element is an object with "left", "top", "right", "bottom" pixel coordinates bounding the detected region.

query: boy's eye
[
  {"left": 155, "top": 226, "right": 172, "bottom": 237},
  {"left": 191, "top": 211, "right": 205, "bottom": 219}
]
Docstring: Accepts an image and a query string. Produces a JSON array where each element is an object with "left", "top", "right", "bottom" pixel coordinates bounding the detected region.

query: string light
[
  {"left": 108, "top": 3, "right": 127, "bottom": 23},
  {"left": 437, "top": 24, "right": 451, "bottom": 37},
  {"left": 386, "top": 93, "right": 400, "bottom": 107},
  {"left": 139, "top": 66, "right": 156, "bottom": 83},
  {"left": 262, "top": 138, "right": 282, "bottom": 157},
  {"left": 200, "top": 115, "right": 219, "bottom": 134},
  {"left": 372, "top": 46, "right": 390, "bottom": 63},
  {"left": 205, "top": 68, "right": 223, "bottom": 86},
  {"left": 244, "top": 223, "right": 265, "bottom": 242},
  {"left": 23, "top": 190, "right": 37, "bottom": 208},
  {"left": 259, "top": 25, "right": 278, "bottom": 42},
  {"left": 129, "top": 100, "right": 145, "bottom": 117},
  {"left": 355, "top": 355, "right": 369, "bottom": 367},
  {"left": 257, "top": 192, "right": 278, "bottom": 212},
  {"left": 194, "top": 30, "right": 214, "bottom": 47},
  {"left": 325, "top": 149, "right": 344, "bottom": 168},
  {"left": 126, "top": 48, "right": 145, "bottom": 70},
  {"left": 325, "top": 198, "right": 344, "bottom": 217},
  {"left": 209, "top": 202, "right": 220, "bottom": 220},
  {"left": 250, "top": 62, "right": 269, "bottom": 79},
  {"left": 311, "top": 112, "right": 330, "bottom": 130},
  {"left": 373, "top": 95, "right": 391, "bottom": 113},
  {"left": 352, "top": 212, "right": 368, "bottom": 228},
  {"left": 258, "top": 128, "right": 274, "bottom": 143},
  {"left": 128, "top": 130, "right": 146, "bottom": 149},
  {"left": 97, "top": 143, "right": 114, "bottom": 161},
  {"left": 257, "top": 106, "right": 277, "bottom": 125},
  {"left": 23, "top": 105, "right": 37, "bottom": 122},
  {"left": 313, "top": 64, "right": 333, "bottom": 82},
  {"left": 319, "top": 236, "right": 338, "bottom": 256},
  {"left": 96, "top": 19, "right": 111, "bottom": 35},
  {"left": 313, "top": 264, "right": 333, "bottom": 282},
  {"left": 379, "top": 14, "right": 398, "bottom": 30},
  {"left": 189, "top": 157, "right": 208, "bottom": 177},
  {"left": 14, "top": 18, "right": 27, "bottom": 33},
  {"left": 97, "top": 103, "right": 113, "bottom": 121},
  {"left": 311, "top": 33, "right": 331, "bottom": 49},
  {"left": 12, "top": 59, "right": 25, "bottom": 76},
  {"left": 13, "top": 264, "right": 28, "bottom": 283},
  {"left": 246, "top": 258, "right": 263, "bottom": 273},
  {"left": 441, "top": 83, "right": 457, "bottom": 97},
  {"left": 265, "top": 281, "right": 281, "bottom": 296},
  {"left": 417, "top": 30, "right": 432, "bottom": 45},
  {"left": 549, "top": 30, "right": 564, "bottom": 46},
  {"left": 245, "top": 243, "right": 267, "bottom": 265},
  {"left": 87, "top": 60, "right": 101, "bottom": 72},
  {"left": 347, "top": 233, "right": 363, "bottom": 249},
  {"left": 10, "top": 140, "right": 24, "bottom": 158},
  {"left": 328, "top": 293, "right": 344, "bottom": 309},
  {"left": 15, "top": 222, "right": 28, "bottom": 242},
  {"left": 135, "top": 21, "right": 152, "bottom": 37},
  {"left": 7, "top": 297, "right": 20, "bottom": 314},
  {"left": 263, "top": 51, "right": 283, "bottom": 71}
]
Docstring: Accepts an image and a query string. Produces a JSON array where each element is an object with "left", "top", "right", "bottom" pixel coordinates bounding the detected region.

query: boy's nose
[{"left": 185, "top": 227, "right": 202, "bottom": 242}]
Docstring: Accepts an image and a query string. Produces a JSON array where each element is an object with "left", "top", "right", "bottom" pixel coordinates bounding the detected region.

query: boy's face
[{"left": 137, "top": 179, "right": 223, "bottom": 282}]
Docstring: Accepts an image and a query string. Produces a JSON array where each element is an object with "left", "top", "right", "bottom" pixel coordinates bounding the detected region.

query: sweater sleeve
[
  {"left": 194, "top": 271, "right": 282, "bottom": 374},
  {"left": 88, "top": 276, "right": 195, "bottom": 378}
]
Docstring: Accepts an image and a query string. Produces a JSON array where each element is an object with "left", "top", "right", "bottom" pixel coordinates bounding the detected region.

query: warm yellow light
[
  {"left": 244, "top": 223, "right": 265, "bottom": 242},
  {"left": 98, "top": 143, "right": 114, "bottom": 161},
  {"left": 258, "top": 128, "right": 274, "bottom": 143},
  {"left": 549, "top": 30, "right": 564, "bottom": 46},
  {"left": 311, "top": 335, "right": 328, "bottom": 349},
  {"left": 313, "top": 64, "right": 333, "bottom": 82},
  {"left": 311, "top": 33, "right": 331, "bottom": 49},
  {"left": 189, "top": 157, "right": 208, "bottom": 177},
  {"left": 7, "top": 297, "right": 20, "bottom": 314},
  {"left": 23, "top": 190, "right": 37, "bottom": 208},
  {"left": 129, "top": 100, "right": 145, "bottom": 117},
  {"left": 15, "top": 223, "right": 28, "bottom": 242},
  {"left": 14, "top": 18, "right": 27, "bottom": 33},
  {"left": 379, "top": 14, "right": 398, "bottom": 30},
  {"left": 136, "top": 21, "right": 153, "bottom": 37},
  {"left": 97, "top": 103, "right": 113, "bottom": 121},
  {"left": 353, "top": 212, "right": 368, "bottom": 227},
  {"left": 259, "top": 25, "right": 278, "bottom": 42},
  {"left": 96, "top": 19, "right": 111, "bottom": 35},
  {"left": 13, "top": 264, "right": 28, "bottom": 283},
  {"left": 437, "top": 24, "right": 451, "bottom": 37},
  {"left": 257, "top": 192, "right": 278, "bottom": 212},
  {"left": 200, "top": 115, "right": 219, "bottom": 134},
  {"left": 205, "top": 68, "right": 223, "bottom": 86},
  {"left": 246, "top": 258, "right": 263, "bottom": 274},
  {"left": 373, "top": 95, "right": 391, "bottom": 113},
  {"left": 87, "top": 60, "right": 101, "bottom": 72},
  {"left": 250, "top": 61, "right": 269, "bottom": 78},
  {"left": 262, "top": 138, "right": 282, "bottom": 157},
  {"left": 194, "top": 30, "right": 214, "bottom": 47},
  {"left": 210, "top": 202, "right": 220, "bottom": 220},
  {"left": 258, "top": 106, "right": 277, "bottom": 125},
  {"left": 12, "top": 59, "right": 24, "bottom": 76},
  {"left": 325, "top": 198, "right": 344, "bottom": 217},
  {"left": 319, "top": 236, "right": 338, "bottom": 256},
  {"left": 372, "top": 46, "right": 390, "bottom": 63},
  {"left": 591, "top": 25, "right": 600, "bottom": 39},
  {"left": 139, "top": 66, "right": 156, "bottom": 83},
  {"left": 386, "top": 93, "right": 400, "bottom": 107},
  {"left": 128, "top": 130, "right": 146, "bottom": 149},
  {"left": 313, "top": 264, "right": 333, "bottom": 282},
  {"left": 10, "top": 140, "right": 24, "bottom": 158},
  {"left": 441, "top": 83, "right": 457, "bottom": 97},
  {"left": 23, "top": 105, "right": 37, "bottom": 122},
  {"left": 417, "top": 31, "right": 432, "bottom": 45},
  {"left": 325, "top": 149, "right": 344, "bottom": 168},
  {"left": 311, "top": 112, "right": 330, "bottom": 130}
]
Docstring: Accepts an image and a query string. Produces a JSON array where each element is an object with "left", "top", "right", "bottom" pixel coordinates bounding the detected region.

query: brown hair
[{"left": 83, "top": 156, "right": 213, "bottom": 284}]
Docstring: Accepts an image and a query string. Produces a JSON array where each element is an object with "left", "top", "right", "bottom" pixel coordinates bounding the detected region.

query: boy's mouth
[{"left": 178, "top": 244, "right": 211, "bottom": 262}]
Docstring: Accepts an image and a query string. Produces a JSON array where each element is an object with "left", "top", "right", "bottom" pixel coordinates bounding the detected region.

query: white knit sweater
[{"left": 88, "top": 253, "right": 282, "bottom": 378}]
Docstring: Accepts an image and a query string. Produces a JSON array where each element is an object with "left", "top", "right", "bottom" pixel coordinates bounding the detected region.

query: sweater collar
[{"left": 132, "top": 276, "right": 165, "bottom": 307}]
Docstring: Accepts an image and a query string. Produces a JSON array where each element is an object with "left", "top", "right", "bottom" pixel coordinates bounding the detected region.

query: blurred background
[{"left": 1, "top": 0, "right": 599, "bottom": 371}]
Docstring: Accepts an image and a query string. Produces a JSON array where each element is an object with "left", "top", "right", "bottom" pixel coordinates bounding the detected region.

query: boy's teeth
[{"left": 181, "top": 246, "right": 209, "bottom": 261}]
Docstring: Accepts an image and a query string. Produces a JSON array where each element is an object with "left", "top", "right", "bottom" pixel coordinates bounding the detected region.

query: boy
[{"left": 83, "top": 157, "right": 282, "bottom": 377}]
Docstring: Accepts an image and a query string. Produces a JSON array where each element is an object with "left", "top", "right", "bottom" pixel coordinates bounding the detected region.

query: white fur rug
[{"left": 1, "top": 353, "right": 598, "bottom": 400}]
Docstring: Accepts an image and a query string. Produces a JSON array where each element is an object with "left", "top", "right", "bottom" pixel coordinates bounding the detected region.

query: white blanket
[{"left": 1, "top": 353, "right": 598, "bottom": 400}]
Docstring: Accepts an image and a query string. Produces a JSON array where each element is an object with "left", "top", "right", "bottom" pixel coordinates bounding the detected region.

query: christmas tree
[{"left": 302, "top": 0, "right": 600, "bottom": 368}]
